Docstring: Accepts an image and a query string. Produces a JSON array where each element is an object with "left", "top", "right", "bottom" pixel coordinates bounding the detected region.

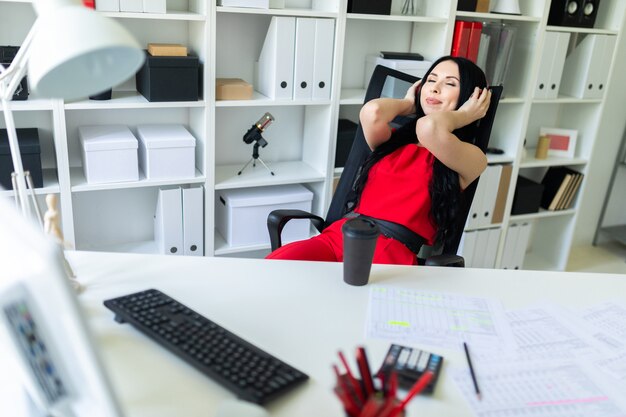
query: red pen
[
  {"left": 388, "top": 371, "right": 434, "bottom": 417},
  {"left": 339, "top": 350, "right": 365, "bottom": 404},
  {"left": 333, "top": 364, "right": 361, "bottom": 414},
  {"left": 356, "top": 347, "right": 376, "bottom": 397}
]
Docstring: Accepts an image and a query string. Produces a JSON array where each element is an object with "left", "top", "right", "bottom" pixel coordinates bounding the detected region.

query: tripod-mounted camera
[{"left": 238, "top": 112, "right": 275, "bottom": 176}]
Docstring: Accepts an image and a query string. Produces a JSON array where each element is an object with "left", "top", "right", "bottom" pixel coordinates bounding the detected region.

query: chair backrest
[{"left": 326, "top": 64, "right": 503, "bottom": 256}]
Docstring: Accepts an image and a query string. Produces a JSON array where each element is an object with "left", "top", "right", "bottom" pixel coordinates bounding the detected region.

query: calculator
[{"left": 376, "top": 344, "right": 443, "bottom": 394}]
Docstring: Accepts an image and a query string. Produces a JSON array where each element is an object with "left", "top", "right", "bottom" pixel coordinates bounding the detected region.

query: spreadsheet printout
[
  {"left": 365, "top": 286, "right": 513, "bottom": 351},
  {"left": 453, "top": 360, "right": 626, "bottom": 417}
]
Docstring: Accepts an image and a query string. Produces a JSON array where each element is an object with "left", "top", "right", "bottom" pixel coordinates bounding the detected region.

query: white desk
[{"left": 67, "top": 251, "right": 626, "bottom": 417}]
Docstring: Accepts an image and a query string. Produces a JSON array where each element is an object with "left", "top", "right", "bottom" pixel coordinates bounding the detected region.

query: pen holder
[{"left": 334, "top": 374, "right": 405, "bottom": 417}]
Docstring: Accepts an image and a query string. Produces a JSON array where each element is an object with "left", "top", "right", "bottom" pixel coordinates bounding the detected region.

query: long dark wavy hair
[{"left": 353, "top": 56, "right": 487, "bottom": 250}]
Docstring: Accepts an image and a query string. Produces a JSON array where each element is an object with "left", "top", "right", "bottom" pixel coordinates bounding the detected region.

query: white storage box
[
  {"left": 136, "top": 124, "right": 196, "bottom": 180},
  {"left": 143, "top": 0, "right": 166, "bottom": 13},
  {"left": 216, "top": 184, "right": 314, "bottom": 247},
  {"left": 120, "top": 0, "right": 143, "bottom": 12},
  {"left": 364, "top": 55, "right": 432, "bottom": 98},
  {"left": 78, "top": 125, "right": 139, "bottom": 184},
  {"left": 95, "top": 0, "right": 119, "bottom": 11}
]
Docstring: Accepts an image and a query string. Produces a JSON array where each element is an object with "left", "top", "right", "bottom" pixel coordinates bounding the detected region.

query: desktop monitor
[{"left": 0, "top": 198, "right": 124, "bottom": 417}]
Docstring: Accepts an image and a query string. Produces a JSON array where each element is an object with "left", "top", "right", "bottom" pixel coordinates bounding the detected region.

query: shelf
[
  {"left": 70, "top": 167, "right": 206, "bottom": 193},
  {"left": 0, "top": 168, "right": 60, "bottom": 198},
  {"left": 99, "top": 11, "right": 206, "bottom": 21},
  {"left": 216, "top": 6, "right": 338, "bottom": 18},
  {"left": 455, "top": 11, "right": 541, "bottom": 22},
  {"left": 214, "top": 229, "right": 314, "bottom": 256},
  {"left": 597, "top": 225, "right": 626, "bottom": 245},
  {"left": 520, "top": 152, "right": 588, "bottom": 168},
  {"left": 510, "top": 208, "right": 576, "bottom": 222},
  {"left": 64, "top": 91, "right": 205, "bottom": 110},
  {"left": 0, "top": 99, "right": 54, "bottom": 111},
  {"left": 523, "top": 252, "right": 560, "bottom": 272},
  {"left": 216, "top": 92, "right": 331, "bottom": 107},
  {"left": 346, "top": 14, "right": 448, "bottom": 23},
  {"left": 487, "top": 154, "right": 515, "bottom": 164},
  {"left": 546, "top": 26, "right": 619, "bottom": 35},
  {"left": 215, "top": 161, "right": 324, "bottom": 190}
]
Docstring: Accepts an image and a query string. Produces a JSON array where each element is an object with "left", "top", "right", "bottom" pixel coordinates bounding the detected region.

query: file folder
[
  {"left": 155, "top": 187, "right": 183, "bottom": 256},
  {"left": 500, "top": 223, "right": 519, "bottom": 270},
  {"left": 312, "top": 18, "right": 335, "bottom": 101},
  {"left": 534, "top": 32, "right": 558, "bottom": 100},
  {"left": 511, "top": 222, "right": 531, "bottom": 270},
  {"left": 182, "top": 186, "right": 204, "bottom": 256},
  {"left": 473, "top": 229, "right": 490, "bottom": 268},
  {"left": 547, "top": 32, "right": 570, "bottom": 100},
  {"left": 560, "top": 34, "right": 615, "bottom": 99},
  {"left": 466, "top": 21, "right": 483, "bottom": 63},
  {"left": 478, "top": 165, "right": 502, "bottom": 228},
  {"left": 457, "top": 230, "right": 477, "bottom": 267},
  {"left": 484, "top": 228, "right": 501, "bottom": 269},
  {"left": 293, "top": 18, "right": 316, "bottom": 100},
  {"left": 591, "top": 35, "right": 616, "bottom": 99},
  {"left": 256, "top": 16, "right": 296, "bottom": 100},
  {"left": 466, "top": 170, "right": 488, "bottom": 229}
]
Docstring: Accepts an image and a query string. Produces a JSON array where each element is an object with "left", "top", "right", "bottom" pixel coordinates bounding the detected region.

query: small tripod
[{"left": 237, "top": 141, "right": 275, "bottom": 176}]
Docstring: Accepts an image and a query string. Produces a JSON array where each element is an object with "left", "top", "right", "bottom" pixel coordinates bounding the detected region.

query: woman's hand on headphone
[
  {"left": 458, "top": 87, "right": 491, "bottom": 124},
  {"left": 403, "top": 79, "right": 422, "bottom": 114}
]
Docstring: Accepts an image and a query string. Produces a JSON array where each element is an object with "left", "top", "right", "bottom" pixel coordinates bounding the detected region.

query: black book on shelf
[{"left": 540, "top": 166, "right": 582, "bottom": 211}]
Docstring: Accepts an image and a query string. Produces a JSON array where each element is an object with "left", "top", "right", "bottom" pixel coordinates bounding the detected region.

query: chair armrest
[
  {"left": 424, "top": 254, "right": 465, "bottom": 268},
  {"left": 267, "top": 209, "right": 325, "bottom": 252}
]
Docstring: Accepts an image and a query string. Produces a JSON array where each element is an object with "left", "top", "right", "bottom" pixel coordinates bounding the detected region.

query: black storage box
[
  {"left": 335, "top": 119, "right": 358, "bottom": 168},
  {"left": 1, "top": 45, "right": 29, "bottom": 101},
  {"left": 348, "top": 0, "right": 391, "bottom": 15},
  {"left": 511, "top": 176, "right": 544, "bottom": 215},
  {"left": 136, "top": 51, "right": 199, "bottom": 102},
  {"left": 0, "top": 128, "right": 43, "bottom": 190},
  {"left": 456, "top": 0, "right": 478, "bottom": 11}
]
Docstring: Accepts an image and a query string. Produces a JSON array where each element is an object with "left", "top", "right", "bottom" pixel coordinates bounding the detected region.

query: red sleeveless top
[{"left": 355, "top": 144, "right": 437, "bottom": 245}]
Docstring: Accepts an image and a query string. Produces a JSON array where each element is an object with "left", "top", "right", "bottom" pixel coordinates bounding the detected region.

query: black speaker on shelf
[{"left": 548, "top": 0, "right": 601, "bottom": 28}]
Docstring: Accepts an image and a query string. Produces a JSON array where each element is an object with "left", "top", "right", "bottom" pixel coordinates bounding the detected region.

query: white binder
[
  {"left": 120, "top": 0, "right": 142, "bottom": 12},
  {"left": 143, "top": 0, "right": 166, "bottom": 13},
  {"left": 182, "top": 186, "right": 204, "bottom": 256},
  {"left": 484, "top": 227, "right": 501, "bottom": 269},
  {"left": 255, "top": 16, "right": 296, "bottom": 100},
  {"left": 466, "top": 170, "right": 489, "bottom": 229},
  {"left": 293, "top": 18, "right": 316, "bottom": 100},
  {"left": 154, "top": 187, "right": 183, "bottom": 256},
  {"left": 547, "top": 32, "right": 570, "bottom": 100},
  {"left": 590, "top": 35, "right": 616, "bottom": 99},
  {"left": 473, "top": 229, "right": 491, "bottom": 268},
  {"left": 500, "top": 223, "right": 519, "bottom": 269},
  {"left": 560, "top": 34, "right": 605, "bottom": 99},
  {"left": 457, "top": 230, "right": 477, "bottom": 267},
  {"left": 477, "top": 165, "right": 502, "bottom": 228},
  {"left": 312, "top": 18, "right": 335, "bottom": 101},
  {"left": 95, "top": 0, "right": 119, "bottom": 11},
  {"left": 534, "top": 31, "right": 557, "bottom": 100},
  {"left": 511, "top": 222, "right": 532, "bottom": 270}
]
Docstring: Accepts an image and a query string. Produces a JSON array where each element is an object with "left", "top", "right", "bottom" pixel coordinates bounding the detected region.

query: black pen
[{"left": 463, "top": 342, "right": 481, "bottom": 400}]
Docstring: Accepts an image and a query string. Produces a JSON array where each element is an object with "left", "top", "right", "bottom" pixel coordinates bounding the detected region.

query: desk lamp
[{"left": 0, "top": 0, "right": 144, "bottom": 221}]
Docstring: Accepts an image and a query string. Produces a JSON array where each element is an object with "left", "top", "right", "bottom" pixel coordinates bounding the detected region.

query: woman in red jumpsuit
[{"left": 266, "top": 56, "right": 491, "bottom": 265}]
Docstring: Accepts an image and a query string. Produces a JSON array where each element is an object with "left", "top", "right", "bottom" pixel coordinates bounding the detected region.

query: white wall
[{"left": 573, "top": 10, "right": 626, "bottom": 246}]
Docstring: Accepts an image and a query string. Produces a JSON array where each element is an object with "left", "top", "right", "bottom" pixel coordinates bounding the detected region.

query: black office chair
[{"left": 268, "top": 64, "right": 503, "bottom": 266}]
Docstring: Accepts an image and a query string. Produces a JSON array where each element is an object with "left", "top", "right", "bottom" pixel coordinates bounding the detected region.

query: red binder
[
  {"left": 82, "top": 0, "right": 95, "bottom": 8},
  {"left": 466, "top": 21, "right": 483, "bottom": 63},
  {"left": 451, "top": 20, "right": 472, "bottom": 58}
]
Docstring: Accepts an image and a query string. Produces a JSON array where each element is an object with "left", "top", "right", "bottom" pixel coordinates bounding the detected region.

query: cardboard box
[
  {"left": 0, "top": 128, "right": 42, "bottom": 190},
  {"left": 136, "top": 51, "right": 199, "bottom": 102},
  {"left": 148, "top": 43, "right": 188, "bottom": 57},
  {"left": 216, "top": 78, "right": 253, "bottom": 100},
  {"left": 216, "top": 184, "right": 313, "bottom": 247},
  {"left": 364, "top": 55, "right": 432, "bottom": 96},
  {"left": 78, "top": 125, "right": 138, "bottom": 184},
  {"left": 136, "top": 124, "right": 196, "bottom": 180}
]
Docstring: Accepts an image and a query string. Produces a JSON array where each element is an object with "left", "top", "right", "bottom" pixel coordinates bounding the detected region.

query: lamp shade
[{"left": 27, "top": 5, "right": 144, "bottom": 100}]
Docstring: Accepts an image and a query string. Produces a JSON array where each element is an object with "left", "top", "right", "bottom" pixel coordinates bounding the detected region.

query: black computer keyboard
[{"left": 103, "top": 289, "right": 308, "bottom": 404}]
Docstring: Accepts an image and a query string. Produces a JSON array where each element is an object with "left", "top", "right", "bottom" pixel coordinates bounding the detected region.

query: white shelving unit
[{"left": 1, "top": 0, "right": 624, "bottom": 271}]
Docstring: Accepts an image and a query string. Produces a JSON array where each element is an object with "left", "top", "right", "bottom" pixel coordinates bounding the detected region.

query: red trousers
[{"left": 265, "top": 218, "right": 417, "bottom": 265}]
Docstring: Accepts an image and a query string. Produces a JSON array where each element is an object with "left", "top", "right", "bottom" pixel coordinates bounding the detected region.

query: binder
[
  {"left": 590, "top": 35, "right": 616, "bottom": 99},
  {"left": 484, "top": 227, "right": 501, "bottom": 269},
  {"left": 476, "top": 33, "right": 491, "bottom": 70},
  {"left": 540, "top": 166, "right": 580, "bottom": 210},
  {"left": 451, "top": 21, "right": 471, "bottom": 58},
  {"left": 546, "top": 32, "right": 570, "bottom": 99},
  {"left": 255, "top": 16, "right": 296, "bottom": 100},
  {"left": 143, "top": 0, "right": 166, "bottom": 13},
  {"left": 182, "top": 186, "right": 204, "bottom": 256},
  {"left": 457, "top": 230, "right": 477, "bottom": 267},
  {"left": 534, "top": 31, "right": 558, "bottom": 100},
  {"left": 472, "top": 229, "right": 490, "bottom": 268},
  {"left": 155, "top": 187, "right": 183, "bottom": 256},
  {"left": 475, "top": 165, "right": 502, "bottom": 228},
  {"left": 511, "top": 222, "right": 531, "bottom": 270},
  {"left": 293, "top": 18, "right": 316, "bottom": 100},
  {"left": 500, "top": 223, "right": 519, "bottom": 269},
  {"left": 120, "top": 0, "right": 142, "bottom": 12},
  {"left": 312, "top": 18, "right": 335, "bottom": 101},
  {"left": 466, "top": 169, "right": 488, "bottom": 229},
  {"left": 560, "top": 34, "right": 608, "bottom": 99},
  {"left": 559, "top": 172, "right": 583, "bottom": 210},
  {"left": 466, "top": 21, "right": 483, "bottom": 63},
  {"left": 491, "top": 164, "right": 512, "bottom": 224},
  {"left": 549, "top": 173, "right": 572, "bottom": 211}
]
